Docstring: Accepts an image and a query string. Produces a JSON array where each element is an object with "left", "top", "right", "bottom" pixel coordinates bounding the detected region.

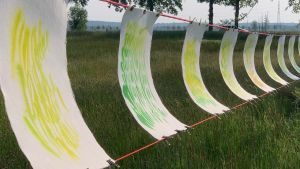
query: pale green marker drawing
[
  {"left": 263, "top": 35, "right": 288, "bottom": 85},
  {"left": 243, "top": 33, "right": 274, "bottom": 92},
  {"left": 121, "top": 21, "right": 166, "bottom": 129},
  {"left": 219, "top": 29, "right": 257, "bottom": 101},
  {"left": 288, "top": 36, "right": 300, "bottom": 73},
  {"left": 277, "top": 36, "right": 299, "bottom": 80},
  {"left": 118, "top": 8, "right": 186, "bottom": 139}
]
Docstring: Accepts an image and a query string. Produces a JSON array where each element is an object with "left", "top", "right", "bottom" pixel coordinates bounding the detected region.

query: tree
[
  {"left": 69, "top": 3, "right": 88, "bottom": 31},
  {"left": 197, "top": 0, "right": 223, "bottom": 31},
  {"left": 287, "top": 0, "right": 300, "bottom": 13},
  {"left": 111, "top": 0, "right": 183, "bottom": 15},
  {"left": 222, "top": 0, "right": 257, "bottom": 28},
  {"left": 270, "top": 0, "right": 300, "bottom": 13},
  {"left": 69, "top": 0, "right": 89, "bottom": 6}
]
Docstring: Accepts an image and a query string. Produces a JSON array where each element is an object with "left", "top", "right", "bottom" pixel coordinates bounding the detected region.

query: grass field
[{"left": 1, "top": 31, "right": 300, "bottom": 169}]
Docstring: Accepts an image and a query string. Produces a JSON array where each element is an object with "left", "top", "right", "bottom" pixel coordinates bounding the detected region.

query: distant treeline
[{"left": 85, "top": 21, "right": 300, "bottom": 33}]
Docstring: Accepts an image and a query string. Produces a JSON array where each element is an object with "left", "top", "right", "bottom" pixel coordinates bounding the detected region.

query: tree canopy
[
  {"left": 69, "top": 0, "right": 89, "bottom": 6},
  {"left": 111, "top": 0, "right": 183, "bottom": 15},
  {"left": 222, "top": 0, "right": 257, "bottom": 8},
  {"left": 69, "top": 3, "right": 88, "bottom": 31},
  {"left": 197, "top": 0, "right": 223, "bottom": 6},
  {"left": 287, "top": 0, "right": 300, "bottom": 13},
  {"left": 222, "top": 0, "right": 258, "bottom": 28},
  {"left": 196, "top": 0, "right": 257, "bottom": 28}
]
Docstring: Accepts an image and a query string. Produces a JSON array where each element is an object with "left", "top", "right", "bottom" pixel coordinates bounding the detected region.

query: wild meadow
[{"left": 1, "top": 31, "right": 300, "bottom": 169}]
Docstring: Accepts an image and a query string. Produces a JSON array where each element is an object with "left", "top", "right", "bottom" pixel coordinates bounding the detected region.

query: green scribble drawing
[
  {"left": 11, "top": 10, "right": 79, "bottom": 159},
  {"left": 244, "top": 34, "right": 274, "bottom": 92},
  {"left": 220, "top": 31, "right": 256, "bottom": 100},
  {"left": 121, "top": 21, "right": 167, "bottom": 129},
  {"left": 277, "top": 36, "right": 299, "bottom": 80},
  {"left": 183, "top": 39, "right": 228, "bottom": 113},
  {"left": 263, "top": 36, "right": 287, "bottom": 85},
  {"left": 288, "top": 36, "right": 300, "bottom": 73}
]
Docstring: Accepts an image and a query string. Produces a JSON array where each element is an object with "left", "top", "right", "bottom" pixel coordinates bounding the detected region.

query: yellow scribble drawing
[
  {"left": 10, "top": 10, "right": 79, "bottom": 159},
  {"left": 184, "top": 39, "right": 213, "bottom": 105}
]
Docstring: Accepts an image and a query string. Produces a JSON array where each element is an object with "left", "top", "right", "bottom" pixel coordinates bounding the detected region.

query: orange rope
[
  {"left": 115, "top": 138, "right": 167, "bottom": 162},
  {"left": 100, "top": 0, "right": 300, "bottom": 37},
  {"left": 100, "top": 0, "right": 300, "bottom": 165},
  {"left": 112, "top": 80, "right": 297, "bottom": 164}
]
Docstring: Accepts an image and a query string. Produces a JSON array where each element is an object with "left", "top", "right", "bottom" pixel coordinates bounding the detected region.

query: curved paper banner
[
  {"left": 277, "top": 36, "right": 299, "bottom": 80},
  {"left": 243, "top": 33, "right": 275, "bottom": 92},
  {"left": 118, "top": 8, "right": 187, "bottom": 139},
  {"left": 219, "top": 29, "right": 257, "bottom": 101},
  {"left": 263, "top": 36, "right": 288, "bottom": 85},
  {"left": 288, "top": 36, "right": 300, "bottom": 73},
  {"left": 0, "top": 1, "right": 112, "bottom": 168},
  {"left": 298, "top": 36, "right": 300, "bottom": 61},
  {"left": 181, "top": 23, "right": 229, "bottom": 114}
]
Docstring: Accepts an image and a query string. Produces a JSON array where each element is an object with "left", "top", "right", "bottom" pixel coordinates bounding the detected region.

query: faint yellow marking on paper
[
  {"left": 10, "top": 10, "right": 79, "bottom": 159},
  {"left": 184, "top": 39, "right": 213, "bottom": 105}
]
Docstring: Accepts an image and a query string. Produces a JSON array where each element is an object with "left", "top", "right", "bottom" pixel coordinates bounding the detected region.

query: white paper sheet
[
  {"left": 118, "top": 8, "right": 187, "bottom": 140},
  {"left": 298, "top": 36, "right": 300, "bottom": 62},
  {"left": 0, "top": 0, "right": 112, "bottom": 168},
  {"left": 288, "top": 36, "right": 300, "bottom": 73},
  {"left": 243, "top": 33, "right": 275, "bottom": 92},
  {"left": 219, "top": 29, "right": 257, "bottom": 101},
  {"left": 277, "top": 36, "right": 299, "bottom": 80},
  {"left": 181, "top": 23, "right": 229, "bottom": 114},
  {"left": 263, "top": 35, "right": 288, "bottom": 85}
]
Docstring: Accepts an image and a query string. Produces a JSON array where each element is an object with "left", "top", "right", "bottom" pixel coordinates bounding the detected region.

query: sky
[{"left": 85, "top": 0, "right": 300, "bottom": 23}]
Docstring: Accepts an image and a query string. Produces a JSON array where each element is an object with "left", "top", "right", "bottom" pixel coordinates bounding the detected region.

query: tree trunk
[
  {"left": 148, "top": 0, "right": 154, "bottom": 11},
  {"left": 208, "top": 0, "right": 214, "bottom": 31},
  {"left": 235, "top": 0, "right": 240, "bottom": 28}
]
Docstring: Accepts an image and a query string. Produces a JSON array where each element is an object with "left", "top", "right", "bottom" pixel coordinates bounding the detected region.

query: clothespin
[
  {"left": 250, "top": 97, "right": 258, "bottom": 104},
  {"left": 184, "top": 126, "right": 193, "bottom": 135},
  {"left": 156, "top": 8, "right": 162, "bottom": 17},
  {"left": 162, "top": 136, "right": 171, "bottom": 146},
  {"left": 156, "top": 12, "right": 161, "bottom": 17},
  {"left": 215, "top": 114, "right": 222, "bottom": 120},
  {"left": 175, "top": 130, "right": 186, "bottom": 140},
  {"left": 129, "top": 5, "right": 136, "bottom": 11},
  {"left": 107, "top": 160, "right": 120, "bottom": 168},
  {"left": 190, "top": 17, "right": 197, "bottom": 24},
  {"left": 198, "top": 19, "right": 202, "bottom": 26}
]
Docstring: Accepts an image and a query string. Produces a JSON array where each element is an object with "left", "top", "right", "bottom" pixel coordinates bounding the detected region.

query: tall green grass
[{"left": 1, "top": 31, "right": 300, "bottom": 169}]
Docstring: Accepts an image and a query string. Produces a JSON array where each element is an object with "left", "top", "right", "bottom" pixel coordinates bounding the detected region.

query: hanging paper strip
[
  {"left": 288, "top": 36, "right": 300, "bottom": 73},
  {"left": 219, "top": 29, "right": 257, "bottom": 101},
  {"left": 263, "top": 36, "right": 288, "bottom": 85},
  {"left": 118, "top": 8, "right": 187, "bottom": 139},
  {"left": 243, "top": 33, "right": 275, "bottom": 92},
  {"left": 277, "top": 36, "right": 299, "bottom": 80},
  {"left": 0, "top": 1, "right": 112, "bottom": 168},
  {"left": 181, "top": 23, "right": 229, "bottom": 114},
  {"left": 298, "top": 36, "right": 300, "bottom": 61}
]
